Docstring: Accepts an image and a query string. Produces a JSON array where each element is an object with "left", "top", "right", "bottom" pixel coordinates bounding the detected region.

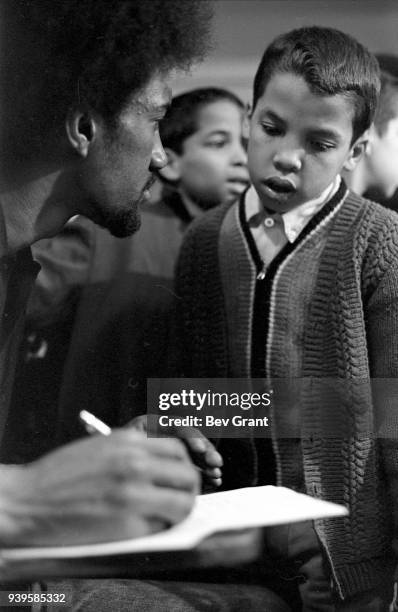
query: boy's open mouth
[{"left": 264, "top": 177, "right": 297, "bottom": 194}]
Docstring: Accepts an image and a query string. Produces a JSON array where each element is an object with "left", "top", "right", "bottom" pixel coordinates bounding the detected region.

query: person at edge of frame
[{"left": 344, "top": 57, "right": 398, "bottom": 203}]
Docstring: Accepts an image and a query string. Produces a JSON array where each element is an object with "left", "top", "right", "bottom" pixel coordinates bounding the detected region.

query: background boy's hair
[
  {"left": 376, "top": 54, "right": 398, "bottom": 79},
  {"left": 252, "top": 26, "right": 380, "bottom": 143},
  {"left": 374, "top": 72, "right": 398, "bottom": 136},
  {"left": 374, "top": 55, "right": 398, "bottom": 137},
  {"left": 159, "top": 87, "right": 244, "bottom": 154}
]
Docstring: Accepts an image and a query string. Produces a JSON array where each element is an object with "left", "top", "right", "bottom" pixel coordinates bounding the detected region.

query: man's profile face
[{"left": 81, "top": 74, "right": 171, "bottom": 237}]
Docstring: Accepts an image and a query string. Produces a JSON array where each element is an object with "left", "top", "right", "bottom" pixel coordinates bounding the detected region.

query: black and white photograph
[{"left": 1, "top": 1, "right": 398, "bottom": 610}]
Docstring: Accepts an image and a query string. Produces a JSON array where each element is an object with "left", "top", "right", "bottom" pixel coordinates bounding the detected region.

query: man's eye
[
  {"left": 261, "top": 124, "right": 282, "bottom": 136},
  {"left": 155, "top": 116, "right": 166, "bottom": 128}
]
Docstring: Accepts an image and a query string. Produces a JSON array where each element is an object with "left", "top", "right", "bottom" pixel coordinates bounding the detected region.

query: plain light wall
[{"left": 172, "top": 0, "right": 398, "bottom": 104}]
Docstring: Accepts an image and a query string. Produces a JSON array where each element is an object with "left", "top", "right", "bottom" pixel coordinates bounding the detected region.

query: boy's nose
[
  {"left": 273, "top": 148, "right": 302, "bottom": 173},
  {"left": 231, "top": 141, "right": 248, "bottom": 166}
]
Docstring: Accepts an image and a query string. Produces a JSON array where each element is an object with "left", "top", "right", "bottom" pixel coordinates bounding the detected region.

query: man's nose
[
  {"left": 273, "top": 145, "right": 303, "bottom": 173},
  {"left": 150, "top": 132, "right": 167, "bottom": 170}
]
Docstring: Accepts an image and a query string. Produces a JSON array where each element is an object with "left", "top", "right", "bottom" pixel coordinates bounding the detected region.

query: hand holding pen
[
  {"left": 80, "top": 410, "right": 223, "bottom": 489},
  {"left": 3, "top": 416, "right": 199, "bottom": 548}
]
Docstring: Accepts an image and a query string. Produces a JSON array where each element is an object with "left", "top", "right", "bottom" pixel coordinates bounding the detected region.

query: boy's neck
[{"left": 178, "top": 189, "right": 208, "bottom": 219}]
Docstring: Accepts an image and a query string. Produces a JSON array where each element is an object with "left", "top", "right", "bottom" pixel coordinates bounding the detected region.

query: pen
[{"left": 79, "top": 410, "right": 112, "bottom": 436}]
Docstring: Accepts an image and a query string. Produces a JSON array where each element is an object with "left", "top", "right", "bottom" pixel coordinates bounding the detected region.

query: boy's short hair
[
  {"left": 252, "top": 26, "right": 380, "bottom": 143},
  {"left": 160, "top": 87, "right": 244, "bottom": 154}
]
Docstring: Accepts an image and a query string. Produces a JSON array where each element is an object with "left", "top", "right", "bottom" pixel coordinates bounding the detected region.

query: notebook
[{"left": 0, "top": 486, "right": 348, "bottom": 562}]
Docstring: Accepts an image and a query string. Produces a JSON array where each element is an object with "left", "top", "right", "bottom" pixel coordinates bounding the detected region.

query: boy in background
[
  {"left": 174, "top": 27, "right": 398, "bottom": 610},
  {"left": 55, "top": 87, "right": 248, "bottom": 443},
  {"left": 159, "top": 87, "right": 249, "bottom": 214},
  {"left": 345, "top": 64, "right": 398, "bottom": 200}
]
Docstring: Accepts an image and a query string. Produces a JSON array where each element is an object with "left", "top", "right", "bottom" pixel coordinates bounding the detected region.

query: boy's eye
[
  {"left": 261, "top": 123, "right": 282, "bottom": 137},
  {"left": 310, "top": 140, "right": 335, "bottom": 153},
  {"left": 206, "top": 138, "right": 227, "bottom": 148}
]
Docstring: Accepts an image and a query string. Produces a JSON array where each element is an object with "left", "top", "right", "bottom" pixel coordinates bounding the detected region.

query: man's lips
[
  {"left": 263, "top": 176, "right": 297, "bottom": 194},
  {"left": 141, "top": 175, "right": 157, "bottom": 201},
  {"left": 144, "top": 175, "right": 156, "bottom": 192}
]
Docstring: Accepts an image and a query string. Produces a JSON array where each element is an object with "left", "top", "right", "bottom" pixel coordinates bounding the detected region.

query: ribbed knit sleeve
[
  {"left": 172, "top": 204, "right": 230, "bottom": 378},
  {"left": 363, "top": 209, "right": 398, "bottom": 567}
]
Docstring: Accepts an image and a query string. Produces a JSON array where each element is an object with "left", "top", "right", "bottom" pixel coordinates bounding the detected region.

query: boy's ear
[
  {"left": 343, "top": 132, "right": 369, "bottom": 172},
  {"left": 364, "top": 124, "right": 377, "bottom": 156},
  {"left": 157, "top": 148, "right": 182, "bottom": 183},
  {"left": 65, "top": 108, "right": 97, "bottom": 157}
]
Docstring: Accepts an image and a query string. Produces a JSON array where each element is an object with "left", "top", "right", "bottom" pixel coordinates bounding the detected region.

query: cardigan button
[
  {"left": 309, "top": 483, "right": 320, "bottom": 496},
  {"left": 263, "top": 217, "right": 275, "bottom": 228}
]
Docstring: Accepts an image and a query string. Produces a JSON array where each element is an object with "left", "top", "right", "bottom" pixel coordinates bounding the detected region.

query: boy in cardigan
[{"left": 174, "top": 26, "right": 398, "bottom": 610}]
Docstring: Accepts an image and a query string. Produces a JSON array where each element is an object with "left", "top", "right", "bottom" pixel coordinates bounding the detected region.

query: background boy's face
[
  {"left": 367, "top": 118, "right": 398, "bottom": 198},
  {"left": 177, "top": 100, "right": 249, "bottom": 208},
  {"left": 248, "top": 72, "right": 362, "bottom": 212}
]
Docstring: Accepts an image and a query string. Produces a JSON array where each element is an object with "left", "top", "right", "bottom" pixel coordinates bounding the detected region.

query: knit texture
[{"left": 174, "top": 186, "right": 398, "bottom": 600}]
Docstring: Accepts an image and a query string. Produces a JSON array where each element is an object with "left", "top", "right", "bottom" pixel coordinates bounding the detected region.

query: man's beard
[
  {"left": 87, "top": 176, "right": 156, "bottom": 237},
  {"left": 89, "top": 186, "right": 155, "bottom": 237},
  {"left": 85, "top": 197, "right": 142, "bottom": 238},
  {"left": 101, "top": 204, "right": 142, "bottom": 238}
]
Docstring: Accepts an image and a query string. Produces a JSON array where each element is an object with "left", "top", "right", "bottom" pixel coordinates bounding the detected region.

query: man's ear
[
  {"left": 157, "top": 148, "right": 182, "bottom": 183},
  {"left": 65, "top": 109, "right": 97, "bottom": 157},
  {"left": 343, "top": 132, "right": 369, "bottom": 172}
]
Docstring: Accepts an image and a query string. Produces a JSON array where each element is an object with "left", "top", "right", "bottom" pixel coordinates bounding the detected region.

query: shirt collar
[{"left": 245, "top": 175, "right": 341, "bottom": 243}]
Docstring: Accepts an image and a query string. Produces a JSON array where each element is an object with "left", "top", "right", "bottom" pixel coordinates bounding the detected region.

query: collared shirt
[{"left": 245, "top": 176, "right": 341, "bottom": 266}]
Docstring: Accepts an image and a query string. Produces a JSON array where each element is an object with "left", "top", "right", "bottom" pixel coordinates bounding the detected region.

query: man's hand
[
  {"left": 130, "top": 415, "right": 223, "bottom": 489},
  {"left": 0, "top": 430, "right": 199, "bottom": 547}
]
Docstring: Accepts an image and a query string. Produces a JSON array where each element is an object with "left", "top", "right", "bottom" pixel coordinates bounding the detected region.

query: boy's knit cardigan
[{"left": 174, "top": 182, "right": 398, "bottom": 601}]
